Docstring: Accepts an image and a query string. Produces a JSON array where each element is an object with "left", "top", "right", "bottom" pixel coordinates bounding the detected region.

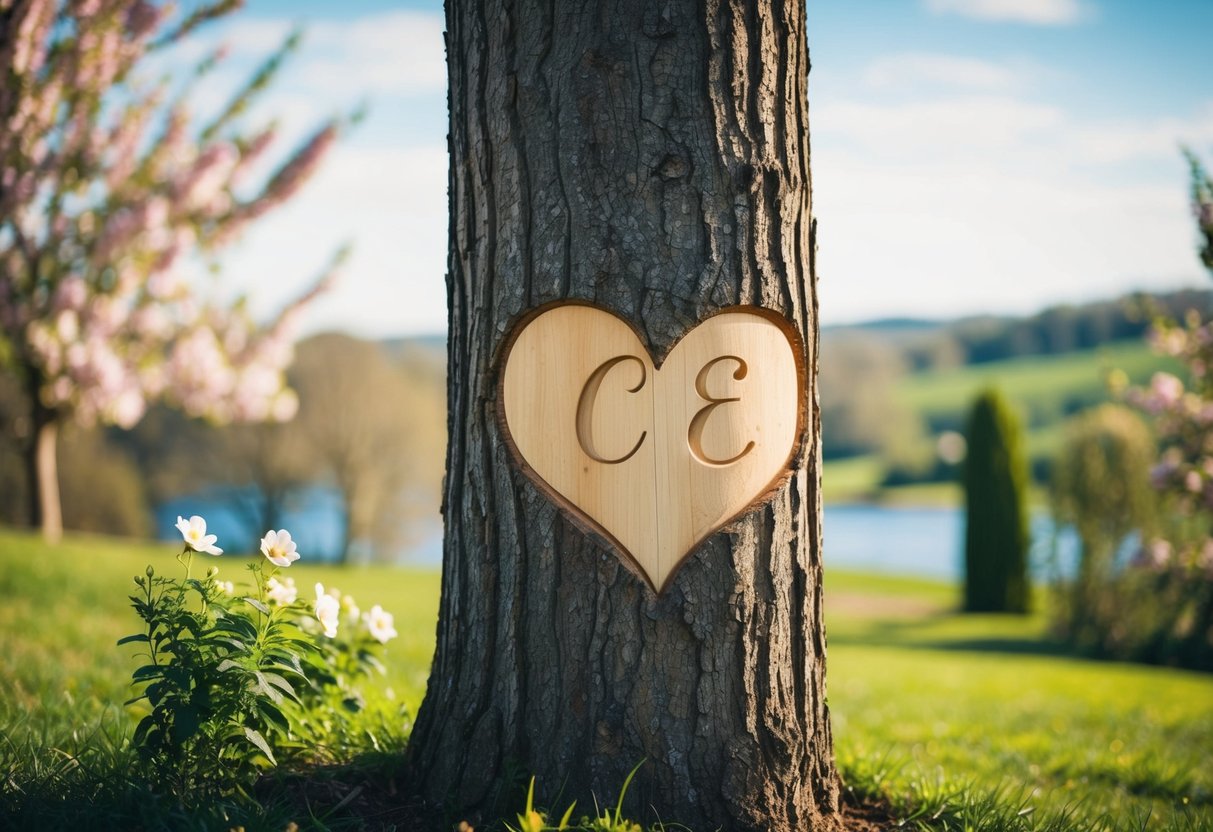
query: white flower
[
  {"left": 175, "top": 515, "right": 222, "bottom": 555},
  {"left": 362, "top": 605, "right": 397, "bottom": 645},
  {"left": 259, "top": 529, "right": 300, "bottom": 567},
  {"left": 314, "top": 583, "right": 339, "bottom": 638},
  {"left": 265, "top": 576, "right": 297, "bottom": 606},
  {"left": 216, "top": 580, "right": 235, "bottom": 596}
]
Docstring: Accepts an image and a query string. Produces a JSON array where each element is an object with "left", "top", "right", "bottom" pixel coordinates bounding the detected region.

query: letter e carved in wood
[{"left": 500, "top": 303, "right": 805, "bottom": 592}]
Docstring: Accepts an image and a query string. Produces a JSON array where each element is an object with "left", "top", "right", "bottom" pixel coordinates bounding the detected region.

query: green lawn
[
  {"left": 2, "top": 529, "right": 1211, "bottom": 830},
  {"left": 825, "top": 571, "right": 1213, "bottom": 826}
]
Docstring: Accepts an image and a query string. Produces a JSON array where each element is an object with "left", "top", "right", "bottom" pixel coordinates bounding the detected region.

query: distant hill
[
  {"left": 825, "top": 288, "right": 1212, "bottom": 370},
  {"left": 380, "top": 333, "right": 446, "bottom": 362}
]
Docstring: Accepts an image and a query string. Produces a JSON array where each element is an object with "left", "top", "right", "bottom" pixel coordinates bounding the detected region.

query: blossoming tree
[
  {"left": 1120, "top": 150, "right": 1213, "bottom": 668},
  {"left": 0, "top": 0, "right": 345, "bottom": 541}
]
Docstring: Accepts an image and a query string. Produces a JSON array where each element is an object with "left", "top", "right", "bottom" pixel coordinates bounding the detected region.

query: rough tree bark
[{"left": 409, "top": 1, "right": 839, "bottom": 829}]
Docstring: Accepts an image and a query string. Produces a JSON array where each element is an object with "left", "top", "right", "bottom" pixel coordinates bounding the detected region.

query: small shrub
[
  {"left": 120, "top": 518, "right": 399, "bottom": 801},
  {"left": 1050, "top": 405, "right": 1162, "bottom": 656}
]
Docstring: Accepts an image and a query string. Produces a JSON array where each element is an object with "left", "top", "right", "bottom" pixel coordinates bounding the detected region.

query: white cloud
[
  {"left": 924, "top": 0, "right": 1092, "bottom": 26},
  {"left": 818, "top": 95, "right": 1068, "bottom": 171},
  {"left": 170, "top": 11, "right": 445, "bottom": 98},
  {"left": 1069, "top": 103, "right": 1213, "bottom": 165},
  {"left": 861, "top": 53, "right": 1024, "bottom": 92},
  {"left": 814, "top": 152, "right": 1202, "bottom": 324},
  {"left": 812, "top": 77, "right": 1213, "bottom": 324},
  {"left": 297, "top": 12, "right": 446, "bottom": 97}
]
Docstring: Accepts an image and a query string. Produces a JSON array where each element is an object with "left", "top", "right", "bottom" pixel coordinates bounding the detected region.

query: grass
[
  {"left": 2, "top": 528, "right": 1212, "bottom": 830},
  {"left": 825, "top": 573, "right": 1213, "bottom": 827}
]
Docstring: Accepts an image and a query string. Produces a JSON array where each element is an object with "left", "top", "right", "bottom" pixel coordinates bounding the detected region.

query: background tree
[
  {"left": 0, "top": 0, "right": 345, "bottom": 541},
  {"left": 207, "top": 418, "right": 320, "bottom": 538},
  {"left": 408, "top": 1, "right": 839, "bottom": 830},
  {"left": 1050, "top": 404, "right": 1157, "bottom": 649},
  {"left": 963, "top": 388, "right": 1031, "bottom": 613},
  {"left": 819, "top": 336, "right": 925, "bottom": 461},
  {"left": 290, "top": 334, "right": 445, "bottom": 563}
]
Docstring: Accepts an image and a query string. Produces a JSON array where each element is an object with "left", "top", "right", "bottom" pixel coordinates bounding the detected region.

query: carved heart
[{"left": 500, "top": 304, "right": 805, "bottom": 592}]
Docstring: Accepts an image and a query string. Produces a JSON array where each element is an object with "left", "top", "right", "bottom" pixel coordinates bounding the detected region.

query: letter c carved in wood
[{"left": 575, "top": 355, "right": 648, "bottom": 464}]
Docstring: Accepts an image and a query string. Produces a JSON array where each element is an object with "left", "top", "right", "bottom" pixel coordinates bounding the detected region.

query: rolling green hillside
[
  {"left": 823, "top": 340, "right": 1181, "bottom": 504},
  {"left": 896, "top": 340, "right": 1180, "bottom": 432}
]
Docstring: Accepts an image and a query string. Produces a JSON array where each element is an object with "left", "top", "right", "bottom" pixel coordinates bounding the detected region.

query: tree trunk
[
  {"left": 23, "top": 368, "right": 63, "bottom": 543},
  {"left": 409, "top": 1, "right": 838, "bottom": 829},
  {"left": 27, "top": 412, "right": 63, "bottom": 544}
]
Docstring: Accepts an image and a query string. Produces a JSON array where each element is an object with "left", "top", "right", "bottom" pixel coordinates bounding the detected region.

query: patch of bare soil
[{"left": 840, "top": 789, "right": 899, "bottom": 831}]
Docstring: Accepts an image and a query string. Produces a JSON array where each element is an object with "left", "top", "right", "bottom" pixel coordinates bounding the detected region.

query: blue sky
[{"left": 187, "top": 0, "right": 1213, "bottom": 336}]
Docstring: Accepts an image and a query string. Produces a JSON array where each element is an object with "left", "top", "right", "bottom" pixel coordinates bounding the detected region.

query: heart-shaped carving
[{"left": 499, "top": 304, "right": 805, "bottom": 592}]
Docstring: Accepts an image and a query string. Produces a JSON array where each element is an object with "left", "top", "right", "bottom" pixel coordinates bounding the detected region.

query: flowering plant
[
  {"left": 121, "top": 519, "right": 397, "bottom": 799},
  {"left": 1108, "top": 151, "right": 1213, "bottom": 669}
]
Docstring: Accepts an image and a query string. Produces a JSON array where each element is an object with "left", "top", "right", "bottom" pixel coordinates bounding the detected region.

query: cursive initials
[{"left": 574, "top": 353, "right": 755, "bottom": 467}]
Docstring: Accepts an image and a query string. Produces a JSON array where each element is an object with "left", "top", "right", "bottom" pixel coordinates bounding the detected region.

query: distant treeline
[
  {"left": 818, "top": 288, "right": 1210, "bottom": 472},
  {"left": 831, "top": 289, "right": 1213, "bottom": 371}
]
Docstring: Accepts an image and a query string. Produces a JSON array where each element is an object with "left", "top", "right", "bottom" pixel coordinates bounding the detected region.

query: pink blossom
[
  {"left": 48, "top": 376, "right": 73, "bottom": 406},
  {"left": 109, "top": 388, "right": 146, "bottom": 429},
  {"left": 1143, "top": 372, "right": 1185, "bottom": 413},
  {"left": 130, "top": 304, "right": 172, "bottom": 339},
  {"left": 146, "top": 270, "right": 184, "bottom": 300},
  {"left": 55, "top": 310, "right": 79, "bottom": 343},
  {"left": 54, "top": 277, "right": 88, "bottom": 312},
  {"left": 177, "top": 143, "right": 238, "bottom": 212}
]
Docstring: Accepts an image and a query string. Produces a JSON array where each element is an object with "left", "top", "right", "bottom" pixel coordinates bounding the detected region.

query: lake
[{"left": 157, "top": 490, "right": 1075, "bottom": 583}]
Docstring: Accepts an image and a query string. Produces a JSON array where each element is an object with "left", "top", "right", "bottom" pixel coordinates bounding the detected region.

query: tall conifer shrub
[{"left": 963, "top": 388, "right": 1031, "bottom": 612}]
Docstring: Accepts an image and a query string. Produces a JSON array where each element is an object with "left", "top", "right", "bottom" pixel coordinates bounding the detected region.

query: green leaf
[
  {"left": 132, "top": 714, "right": 156, "bottom": 747},
  {"left": 131, "top": 664, "right": 163, "bottom": 682},
  {"left": 257, "top": 700, "right": 291, "bottom": 733},
  {"left": 243, "top": 597, "right": 270, "bottom": 615},
  {"left": 243, "top": 727, "right": 276, "bottom": 765},
  {"left": 253, "top": 671, "right": 284, "bottom": 704},
  {"left": 558, "top": 801, "right": 577, "bottom": 829},
  {"left": 215, "top": 616, "right": 258, "bottom": 640},
  {"left": 266, "top": 648, "right": 305, "bottom": 676},
  {"left": 116, "top": 633, "right": 150, "bottom": 646},
  {"left": 145, "top": 681, "right": 166, "bottom": 706},
  {"left": 260, "top": 672, "right": 299, "bottom": 703}
]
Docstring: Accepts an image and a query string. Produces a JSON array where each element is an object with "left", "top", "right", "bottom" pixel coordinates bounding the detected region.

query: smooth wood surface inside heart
[{"left": 500, "top": 304, "right": 804, "bottom": 592}]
